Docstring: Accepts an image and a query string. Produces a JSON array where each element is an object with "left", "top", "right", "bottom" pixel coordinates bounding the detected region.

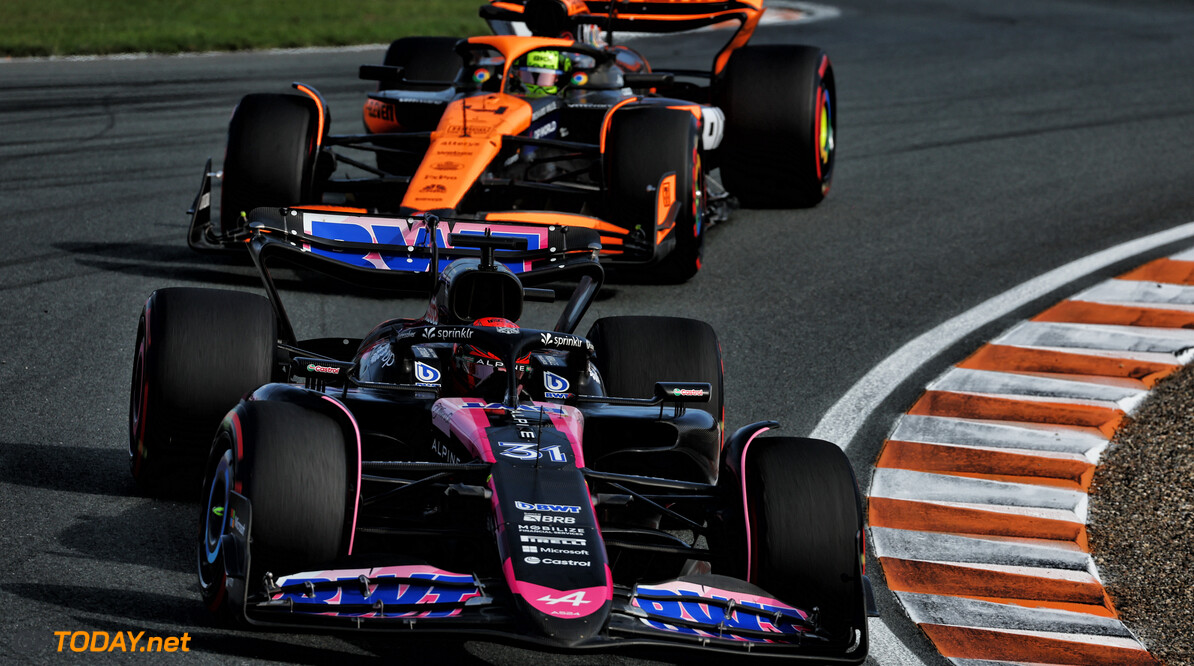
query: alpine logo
[
  {"left": 537, "top": 591, "right": 591, "bottom": 606},
  {"left": 543, "top": 371, "right": 570, "bottom": 393},
  {"left": 414, "top": 361, "right": 441, "bottom": 384}
]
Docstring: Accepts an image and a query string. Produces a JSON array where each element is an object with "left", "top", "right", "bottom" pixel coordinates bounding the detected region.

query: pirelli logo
[{"left": 520, "top": 535, "right": 586, "bottom": 546}]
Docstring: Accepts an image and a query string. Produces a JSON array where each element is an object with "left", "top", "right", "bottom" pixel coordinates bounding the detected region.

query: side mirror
[
  {"left": 359, "top": 64, "right": 404, "bottom": 83},
  {"left": 654, "top": 382, "right": 711, "bottom": 404}
]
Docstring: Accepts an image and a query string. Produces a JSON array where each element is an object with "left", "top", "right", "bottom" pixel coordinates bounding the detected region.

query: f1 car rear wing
[
  {"left": 482, "top": 0, "right": 764, "bottom": 73},
  {"left": 244, "top": 207, "right": 604, "bottom": 344}
]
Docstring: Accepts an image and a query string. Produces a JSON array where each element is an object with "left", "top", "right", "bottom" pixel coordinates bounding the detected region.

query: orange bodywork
[
  {"left": 482, "top": 211, "right": 629, "bottom": 255},
  {"left": 654, "top": 173, "right": 678, "bottom": 245},
  {"left": 400, "top": 93, "right": 533, "bottom": 211},
  {"left": 363, "top": 98, "right": 404, "bottom": 134}
]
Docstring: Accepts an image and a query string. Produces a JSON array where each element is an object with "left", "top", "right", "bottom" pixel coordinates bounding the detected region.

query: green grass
[{"left": 0, "top": 0, "right": 488, "bottom": 57}]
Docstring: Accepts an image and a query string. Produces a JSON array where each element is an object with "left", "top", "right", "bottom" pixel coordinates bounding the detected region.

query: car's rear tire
[
  {"left": 199, "top": 401, "right": 348, "bottom": 621},
  {"left": 587, "top": 315, "right": 723, "bottom": 434},
  {"left": 743, "top": 436, "right": 862, "bottom": 638},
  {"left": 716, "top": 45, "right": 835, "bottom": 208},
  {"left": 605, "top": 106, "right": 705, "bottom": 283},
  {"left": 220, "top": 93, "right": 319, "bottom": 236},
  {"left": 128, "top": 288, "right": 275, "bottom": 497}
]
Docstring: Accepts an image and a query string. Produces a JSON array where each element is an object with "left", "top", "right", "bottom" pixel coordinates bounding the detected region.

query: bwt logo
[
  {"left": 414, "top": 361, "right": 441, "bottom": 384},
  {"left": 515, "top": 501, "right": 581, "bottom": 513},
  {"left": 304, "top": 218, "right": 545, "bottom": 273},
  {"left": 543, "top": 371, "right": 570, "bottom": 393}
]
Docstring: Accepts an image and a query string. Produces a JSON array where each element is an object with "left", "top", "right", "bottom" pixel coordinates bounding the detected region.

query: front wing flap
[{"left": 241, "top": 567, "right": 865, "bottom": 661}]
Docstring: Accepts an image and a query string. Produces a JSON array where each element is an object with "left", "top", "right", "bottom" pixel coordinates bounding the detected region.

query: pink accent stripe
[
  {"left": 813, "top": 87, "right": 824, "bottom": 181},
  {"left": 739, "top": 427, "right": 771, "bottom": 582},
  {"left": 230, "top": 411, "right": 243, "bottom": 461},
  {"left": 501, "top": 558, "right": 611, "bottom": 618},
  {"left": 321, "top": 395, "right": 362, "bottom": 556}
]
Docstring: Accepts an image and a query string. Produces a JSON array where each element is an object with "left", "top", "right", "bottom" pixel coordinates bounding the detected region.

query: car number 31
[{"left": 498, "top": 442, "right": 568, "bottom": 462}]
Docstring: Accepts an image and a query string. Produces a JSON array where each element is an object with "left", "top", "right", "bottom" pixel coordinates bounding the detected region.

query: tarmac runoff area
[{"left": 864, "top": 247, "right": 1194, "bottom": 665}]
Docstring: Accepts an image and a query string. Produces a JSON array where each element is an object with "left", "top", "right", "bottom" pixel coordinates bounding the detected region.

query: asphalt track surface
[{"left": 2, "top": 0, "right": 1194, "bottom": 663}]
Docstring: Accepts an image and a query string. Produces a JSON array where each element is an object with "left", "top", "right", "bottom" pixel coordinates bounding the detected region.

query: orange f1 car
[{"left": 187, "top": 0, "right": 836, "bottom": 282}]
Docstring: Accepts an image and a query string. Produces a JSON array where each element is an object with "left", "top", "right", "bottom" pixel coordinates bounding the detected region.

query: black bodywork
[{"left": 190, "top": 209, "right": 873, "bottom": 660}]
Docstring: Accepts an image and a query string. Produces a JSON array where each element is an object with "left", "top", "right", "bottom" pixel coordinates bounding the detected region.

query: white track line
[
  {"left": 814, "top": 221, "right": 1194, "bottom": 666},
  {"left": 810, "top": 220, "right": 1194, "bottom": 449}
]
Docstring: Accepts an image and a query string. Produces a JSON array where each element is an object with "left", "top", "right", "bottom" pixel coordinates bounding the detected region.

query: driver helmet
[
  {"left": 455, "top": 317, "right": 530, "bottom": 397},
  {"left": 513, "top": 49, "right": 572, "bottom": 97}
]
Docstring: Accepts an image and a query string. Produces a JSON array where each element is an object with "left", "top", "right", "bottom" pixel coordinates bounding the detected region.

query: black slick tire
[
  {"left": 743, "top": 436, "right": 862, "bottom": 638},
  {"left": 375, "top": 36, "right": 462, "bottom": 174},
  {"left": 220, "top": 93, "right": 318, "bottom": 236},
  {"left": 198, "top": 401, "right": 348, "bottom": 621},
  {"left": 716, "top": 45, "right": 836, "bottom": 208},
  {"left": 128, "top": 288, "right": 275, "bottom": 497},
  {"left": 587, "top": 315, "right": 723, "bottom": 431},
  {"left": 604, "top": 106, "right": 705, "bottom": 283}
]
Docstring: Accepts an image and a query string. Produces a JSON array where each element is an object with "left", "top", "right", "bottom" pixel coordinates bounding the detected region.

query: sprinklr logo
[
  {"left": 540, "top": 332, "right": 586, "bottom": 349},
  {"left": 425, "top": 326, "right": 473, "bottom": 340}
]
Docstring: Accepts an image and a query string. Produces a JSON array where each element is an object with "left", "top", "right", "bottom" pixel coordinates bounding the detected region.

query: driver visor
[{"left": 517, "top": 66, "right": 563, "bottom": 87}]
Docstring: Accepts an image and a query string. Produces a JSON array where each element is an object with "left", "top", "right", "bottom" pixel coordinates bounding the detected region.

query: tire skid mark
[{"left": 867, "top": 258, "right": 1194, "bottom": 664}]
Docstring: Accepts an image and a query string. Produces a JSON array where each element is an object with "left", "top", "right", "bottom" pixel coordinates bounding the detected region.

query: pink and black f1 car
[
  {"left": 132, "top": 208, "right": 873, "bottom": 659},
  {"left": 187, "top": 0, "right": 837, "bottom": 282}
]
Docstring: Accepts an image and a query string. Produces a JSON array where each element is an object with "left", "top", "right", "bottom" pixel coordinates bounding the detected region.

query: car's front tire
[
  {"left": 220, "top": 93, "right": 319, "bottom": 236},
  {"left": 199, "top": 400, "right": 349, "bottom": 622},
  {"left": 740, "top": 436, "right": 863, "bottom": 639},
  {"left": 604, "top": 106, "right": 705, "bottom": 283}
]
